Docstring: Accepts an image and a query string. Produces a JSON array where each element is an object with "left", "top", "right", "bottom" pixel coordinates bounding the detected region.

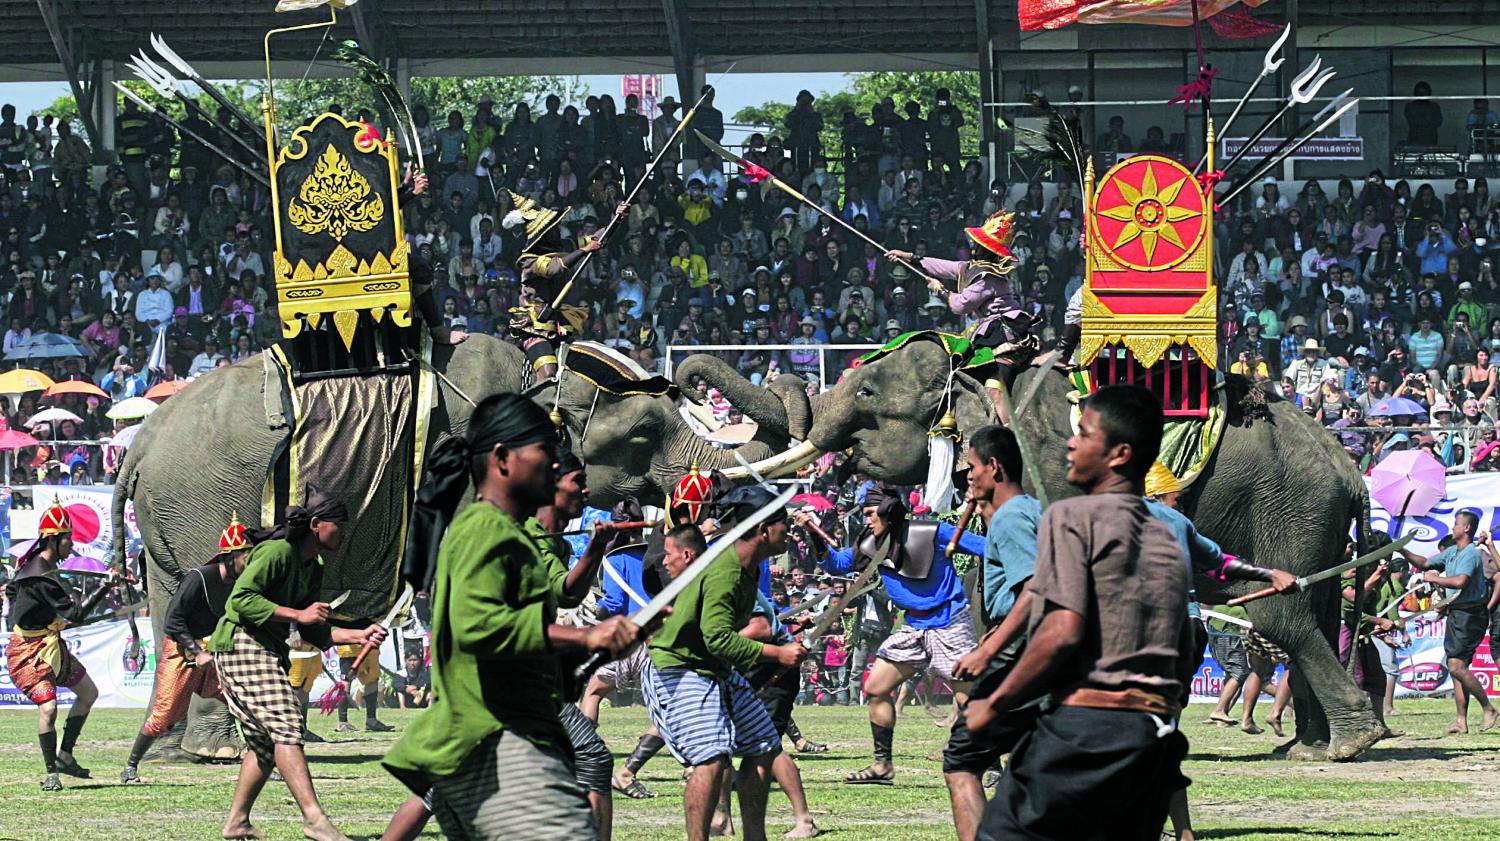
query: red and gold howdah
[{"left": 1080, "top": 121, "right": 1219, "bottom": 416}]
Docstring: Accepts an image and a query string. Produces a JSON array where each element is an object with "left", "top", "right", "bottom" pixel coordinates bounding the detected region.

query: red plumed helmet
[
  {"left": 671, "top": 464, "right": 715, "bottom": 524},
  {"left": 37, "top": 497, "right": 72, "bottom": 537},
  {"left": 219, "top": 512, "right": 251, "bottom": 554}
]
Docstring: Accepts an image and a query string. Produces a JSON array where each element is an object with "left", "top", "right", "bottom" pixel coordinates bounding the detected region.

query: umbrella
[
  {"left": 24, "top": 408, "right": 84, "bottom": 429},
  {"left": 44, "top": 380, "right": 108, "bottom": 400},
  {"left": 0, "top": 416, "right": 38, "bottom": 451},
  {"left": 60, "top": 555, "right": 109, "bottom": 573},
  {"left": 0, "top": 368, "right": 55, "bottom": 394},
  {"left": 1367, "top": 397, "right": 1428, "bottom": 419},
  {"left": 144, "top": 379, "right": 189, "bottom": 400},
  {"left": 3, "top": 332, "right": 92, "bottom": 361},
  {"left": 107, "top": 396, "right": 159, "bottom": 420},
  {"left": 790, "top": 493, "right": 835, "bottom": 512},
  {"left": 1370, "top": 449, "right": 1447, "bottom": 519},
  {"left": 107, "top": 423, "right": 144, "bottom": 450}
]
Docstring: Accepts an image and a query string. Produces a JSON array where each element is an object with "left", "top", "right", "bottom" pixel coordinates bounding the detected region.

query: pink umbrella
[
  {"left": 790, "top": 493, "right": 835, "bottom": 512},
  {"left": 1369, "top": 449, "right": 1448, "bottom": 518},
  {"left": 0, "top": 415, "right": 38, "bottom": 451}
]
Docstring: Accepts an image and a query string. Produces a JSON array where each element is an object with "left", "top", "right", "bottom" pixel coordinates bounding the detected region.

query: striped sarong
[
  {"left": 429, "top": 730, "right": 595, "bottom": 841},
  {"left": 142, "top": 637, "right": 223, "bottom": 737},
  {"left": 215, "top": 628, "right": 303, "bottom": 764},
  {"left": 593, "top": 644, "right": 648, "bottom": 690},
  {"left": 559, "top": 702, "right": 612, "bottom": 794},
  {"left": 641, "top": 664, "right": 780, "bottom": 766}
]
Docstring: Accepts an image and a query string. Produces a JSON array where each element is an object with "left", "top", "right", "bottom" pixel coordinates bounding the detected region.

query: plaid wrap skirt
[{"left": 215, "top": 628, "right": 304, "bottom": 764}]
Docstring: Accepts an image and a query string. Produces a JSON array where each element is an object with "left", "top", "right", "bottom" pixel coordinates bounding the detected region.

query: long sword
[
  {"left": 695, "top": 130, "right": 938, "bottom": 286},
  {"left": 574, "top": 486, "right": 796, "bottom": 680},
  {"left": 1227, "top": 532, "right": 1415, "bottom": 607}
]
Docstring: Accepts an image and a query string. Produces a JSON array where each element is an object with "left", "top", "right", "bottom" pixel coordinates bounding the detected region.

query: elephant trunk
[{"left": 674, "top": 354, "right": 793, "bottom": 443}]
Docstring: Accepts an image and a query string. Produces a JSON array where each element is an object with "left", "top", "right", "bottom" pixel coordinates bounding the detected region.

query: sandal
[
  {"left": 613, "top": 777, "right": 657, "bottom": 799},
  {"left": 794, "top": 739, "right": 829, "bottom": 754},
  {"left": 41, "top": 773, "right": 62, "bottom": 791},
  {"left": 844, "top": 765, "right": 895, "bottom": 785}
]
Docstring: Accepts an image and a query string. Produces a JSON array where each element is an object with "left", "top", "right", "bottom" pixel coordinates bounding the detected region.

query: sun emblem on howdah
[
  {"left": 1093, "top": 159, "right": 1204, "bottom": 268},
  {"left": 287, "top": 145, "right": 385, "bottom": 241}
]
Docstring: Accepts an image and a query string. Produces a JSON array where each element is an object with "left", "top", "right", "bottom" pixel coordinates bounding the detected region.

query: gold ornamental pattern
[{"left": 287, "top": 145, "right": 385, "bottom": 241}]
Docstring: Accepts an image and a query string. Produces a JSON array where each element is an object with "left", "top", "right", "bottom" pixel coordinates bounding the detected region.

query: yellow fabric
[
  {"left": 1145, "top": 461, "right": 1181, "bottom": 496},
  {"left": 17, "top": 620, "right": 66, "bottom": 675},
  {"left": 287, "top": 643, "right": 322, "bottom": 692}
]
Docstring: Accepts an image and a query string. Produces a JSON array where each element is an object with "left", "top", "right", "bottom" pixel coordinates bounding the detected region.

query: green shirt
[
  {"left": 648, "top": 545, "right": 765, "bottom": 677},
  {"left": 209, "top": 539, "right": 332, "bottom": 659},
  {"left": 383, "top": 502, "right": 565, "bottom": 795},
  {"left": 525, "top": 516, "right": 584, "bottom": 610}
]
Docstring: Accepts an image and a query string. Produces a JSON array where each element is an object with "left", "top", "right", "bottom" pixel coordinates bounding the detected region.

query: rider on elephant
[
  {"left": 122, "top": 513, "right": 254, "bottom": 784},
  {"left": 504, "top": 192, "right": 628, "bottom": 379},
  {"left": 885, "top": 209, "right": 1040, "bottom": 418}
]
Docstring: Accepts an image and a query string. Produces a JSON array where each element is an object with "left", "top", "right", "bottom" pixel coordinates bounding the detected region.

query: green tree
[{"left": 734, "top": 71, "right": 981, "bottom": 164}]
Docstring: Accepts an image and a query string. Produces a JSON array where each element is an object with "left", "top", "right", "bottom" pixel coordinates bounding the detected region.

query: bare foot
[
  {"left": 1240, "top": 722, "right": 1264, "bottom": 735},
  {"left": 784, "top": 818, "right": 822, "bottom": 838},
  {"left": 1483, "top": 707, "right": 1499, "bottom": 732},
  {"left": 1447, "top": 720, "right": 1469, "bottom": 735},
  {"left": 1265, "top": 716, "right": 1284, "bottom": 738},
  {"left": 1206, "top": 714, "right": 1235, "bottom": 727},
  {"left": 222, "top": 819, "right": 267, "bottom": 840},
  {"left": 302, "top": 816, "right": 352, "bottom": 841},
  {"left": 710, "top": 810, "right": 735, "bottom": 837}
]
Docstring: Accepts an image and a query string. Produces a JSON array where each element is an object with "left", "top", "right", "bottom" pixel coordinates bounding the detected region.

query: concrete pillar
[{"left": 96, "top": 59, "right": 116, "bottom": 156}]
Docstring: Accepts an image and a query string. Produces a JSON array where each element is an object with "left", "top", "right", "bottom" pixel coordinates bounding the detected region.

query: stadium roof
[{"left": 6, "top": 0, "right": 1497, "bottom": 78}]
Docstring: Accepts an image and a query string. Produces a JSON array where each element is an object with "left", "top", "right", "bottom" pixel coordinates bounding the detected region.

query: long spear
[
  {"left": 694, "top": 130, "right": 938, "bottom": 286},
  {"left": 545, "top": 81, "right": 725, "bottom": 312},
  {"left": 149, "top": 34, "right": 262, "bottom": 132},
  {"left": 113, "top": 83, "right": 271, "bottom": 188},
  {"left": 1216, "top": 97, "right": 1360, "bottom": 209},
  {"left": 1227, "top": 532, "right": 1413, "bottom": 607},
  {"left": 127, "top": 52, "right": 266, "bottom": 163}
]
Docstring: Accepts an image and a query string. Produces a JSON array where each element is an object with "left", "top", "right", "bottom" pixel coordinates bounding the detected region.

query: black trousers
[{"left": 978, "top": 705, "right": 1188, "bottom": 841}]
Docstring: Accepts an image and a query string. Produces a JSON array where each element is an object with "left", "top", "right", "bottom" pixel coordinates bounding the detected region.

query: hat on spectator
[
  {"left": 174, "top": 306, "right": 188, "bottom": 317},
  {"left": 778, "top": 208, "right": 797, "bottom": 219},
  {"left": 1301, "top": 338, "right": 1321, "bottom": 351},
  {"left": 890, "top": 264, "right": 910, "bottom": 280},
  {"left": 1250, "top": 289, "right": 1265, "bottom": 299},
  {"left": 892, "top": 286, "right": 907, "bottom": 295},
  {"left": 1354, "top": 346, "right": 1371, "bottom": 357},
  {"left": 754, "top": 265, "right": 770, "bottom": 275},
  {"left": 926, "top": 297, "right": 946, "bottom": 310},
  {"left": 1035, "top": 264, "right": 1053, "bottom": 275},
  {"left": 742, "top": 288, "right": 756, "bottom": 298},
  {"left": 800, "top": 317, "right": 817, "bottom": 328},
  {"left": 1386, "top": 432, "right": 1410, "bottom": 448},
  {"left": 1263, "top": 175, "right": 1277, "bottom": 184},
  {"left": 885, "top": 319, "right": 901, "bottom": 332},
  {"left": 1289, "top": 315, "right": 1308, "bottom": 328},
  {"left": 1433, "top": 400, "right": 1453, "bottom": 415},
  {"left": 1460, "top": 281, "right": 1475, "bottom": 291}
]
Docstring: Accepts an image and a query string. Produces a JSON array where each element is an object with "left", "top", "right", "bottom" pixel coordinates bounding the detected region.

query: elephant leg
[
  {"left": 1249, "top": 590, "right": 1383, "bottom": 762},
  {"left": 181, "top": 695, "right": 242, "bottom": 761}
]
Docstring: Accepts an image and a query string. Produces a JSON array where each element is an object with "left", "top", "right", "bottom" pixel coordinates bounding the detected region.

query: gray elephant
[
  {"left": 111, "top": 336, "right": 784, "bottom": 759},
  {"left": 682, "top": 339, "right": 1385, "bottom": 762}
]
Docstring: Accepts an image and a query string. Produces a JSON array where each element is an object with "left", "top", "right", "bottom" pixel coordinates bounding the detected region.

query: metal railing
[{"left": 664, "top": 342, "right": 882, "bottom": 392}]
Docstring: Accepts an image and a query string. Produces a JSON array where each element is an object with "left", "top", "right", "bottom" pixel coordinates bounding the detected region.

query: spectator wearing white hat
[{"left": 1284, "top": 338, "right": 1329, "bottom": 408}]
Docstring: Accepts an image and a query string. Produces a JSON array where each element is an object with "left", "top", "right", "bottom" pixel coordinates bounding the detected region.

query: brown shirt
[{"left": 1028, "top": 492, "right": 1189, "bottom": 699}]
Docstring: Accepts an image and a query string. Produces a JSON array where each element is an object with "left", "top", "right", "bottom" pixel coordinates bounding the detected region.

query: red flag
[
  {"left": 740, "top": 160, "right": 772, "bottom": 184},
  {"left": 1207, "top": 8, "right": 1283, "bottom": 38}
]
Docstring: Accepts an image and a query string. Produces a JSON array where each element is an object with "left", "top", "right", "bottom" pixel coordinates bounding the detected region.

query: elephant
[
  {"left": 110, "top": 336, "right": 782, "bottom": 759},
  {"left": 681, "top": 339, "right": 1387, "bottom": 762}
]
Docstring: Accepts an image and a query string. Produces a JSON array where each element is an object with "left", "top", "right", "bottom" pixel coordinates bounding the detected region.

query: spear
[
  {"left": 1194, "top": 23, "right": 1290, "bottom": 174},
  {"left": 1227, "top": 532, "right": 1413, "bottom": 607},
  {"left": 127, "top": 51, "right": 266, "bottom": 163},
  {"left": 1216, "top": 97, "right": 1360, "bottom": 209},
  {"left": 694, "top": 130, "right": 939, "bottom": 286},
  {"left": 545, "top": 81, "right": 723, "bottom": 312},
  {"left": 149, "top": 34, "right": 262, "bottom": 132},
  {"left": 113, "top": 83, "right": 271, "bottom": 188}
]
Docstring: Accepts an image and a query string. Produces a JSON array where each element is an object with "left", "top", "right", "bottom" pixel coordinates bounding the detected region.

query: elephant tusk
[{"left": 720, "top": 440, "right": 821, "bottom": 482}]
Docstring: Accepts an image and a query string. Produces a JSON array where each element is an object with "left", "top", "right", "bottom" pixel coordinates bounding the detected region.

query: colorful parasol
[
  {"left": 1369, "top": 449, "right": 1447, "bottom": 519},
  {"left": 106, "top": 396, "right": 160, "bottom": 420},
  {"left": 144, "top": 379, "right": 190, "bottom": 400},
  {"left": 790, "top": 493, "right": 835, "bottom": 512},
  {"left": 0, "top": 416, "right": 39, "bottom": 451},
  {"left": 0, "top": 368, "right": 56, "bottom": 395},
  {"left": 44, "top": 380, "right": 109, "bottom": 400},
  {"left": 24, "top": 408, "right": 84, "bottom": 429}
]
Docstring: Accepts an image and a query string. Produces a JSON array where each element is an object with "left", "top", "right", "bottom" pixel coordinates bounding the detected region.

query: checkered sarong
[
  {"left": 876, "top": 608, "right": 979, "bottom": 682},
  {"left": 215, "top": 628, "right": 304, "bottom": 764},
  {"left": 1245, "top": 630, "right": 1290, "bottom": 664}
]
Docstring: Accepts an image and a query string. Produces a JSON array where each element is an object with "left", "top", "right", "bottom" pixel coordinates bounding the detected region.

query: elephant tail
[
  {"left": 111, "top": 440, "right": 143, "bottom": 570},
  {"left": 1353, "top": 479, "right": 1387, "bottom": 557}
]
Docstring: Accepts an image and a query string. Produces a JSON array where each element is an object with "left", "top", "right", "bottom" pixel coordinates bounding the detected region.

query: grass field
[{"left": 1, "top": 698, "right": 1497, "bottom": 840}]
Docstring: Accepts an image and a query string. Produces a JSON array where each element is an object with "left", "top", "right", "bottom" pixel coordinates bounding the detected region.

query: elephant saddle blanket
[
  {"left": 260, "top": 337, "right": 438, "bottom": 623},
  {"left": 1068, "top": 367, "right": 1228, "bottom": 494}
]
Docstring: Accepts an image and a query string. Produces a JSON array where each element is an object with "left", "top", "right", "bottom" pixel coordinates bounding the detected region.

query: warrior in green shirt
[
  {"left": 642, "top": 485, "right": 807, "bottom": 841},
  {"left": 382, "top": 393, "right": 642, "bottom": 841},
  {"left": 210, "top": 489, "right": 387, "bottom": 841}
]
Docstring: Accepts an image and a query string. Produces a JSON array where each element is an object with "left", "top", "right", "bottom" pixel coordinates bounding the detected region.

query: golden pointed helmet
[
  {"left": 1145, "top": 461, "right": 1182, "bottom": 497},
  {"left": 219, "top": 512, "right": 251, "bottom": 554},
  {"left": 965, "top": 209, "right": 1017, "bottom": 258},
  {"left": 37, "top": 497, "right": 73, "bottom": 537},
  {"left": 506, "top": 190, "right": 566, "bottom": 246}
]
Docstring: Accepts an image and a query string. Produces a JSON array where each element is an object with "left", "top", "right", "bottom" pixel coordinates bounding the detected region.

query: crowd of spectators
[{"left": 1, "top": 86, "right": 1496, "bottom": 480}]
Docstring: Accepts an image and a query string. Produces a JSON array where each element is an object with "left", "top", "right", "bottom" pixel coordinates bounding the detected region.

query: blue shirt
[
  {"left": 818, "top": 521, "right": 986, "bottom": 630},
  {"left": 984, "top": 495, "right": 1041, "bottom": 623},
  {"left": 598, "top": 546, "right": 648, "bottom": 617},
  {"left": 1143, "top": 497, "right": 1226, "bottom": 618},
  {"left": 1429, "top": 543, "right": 1486, "bottom": 607},
  {"left": 751, "top": 590, "right": 794, "bottom": 645}
]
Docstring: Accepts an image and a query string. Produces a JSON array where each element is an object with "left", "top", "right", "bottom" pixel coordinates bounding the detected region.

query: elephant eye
[{"left": 857, "top": 386, "right": 874, "bottom": 399}]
